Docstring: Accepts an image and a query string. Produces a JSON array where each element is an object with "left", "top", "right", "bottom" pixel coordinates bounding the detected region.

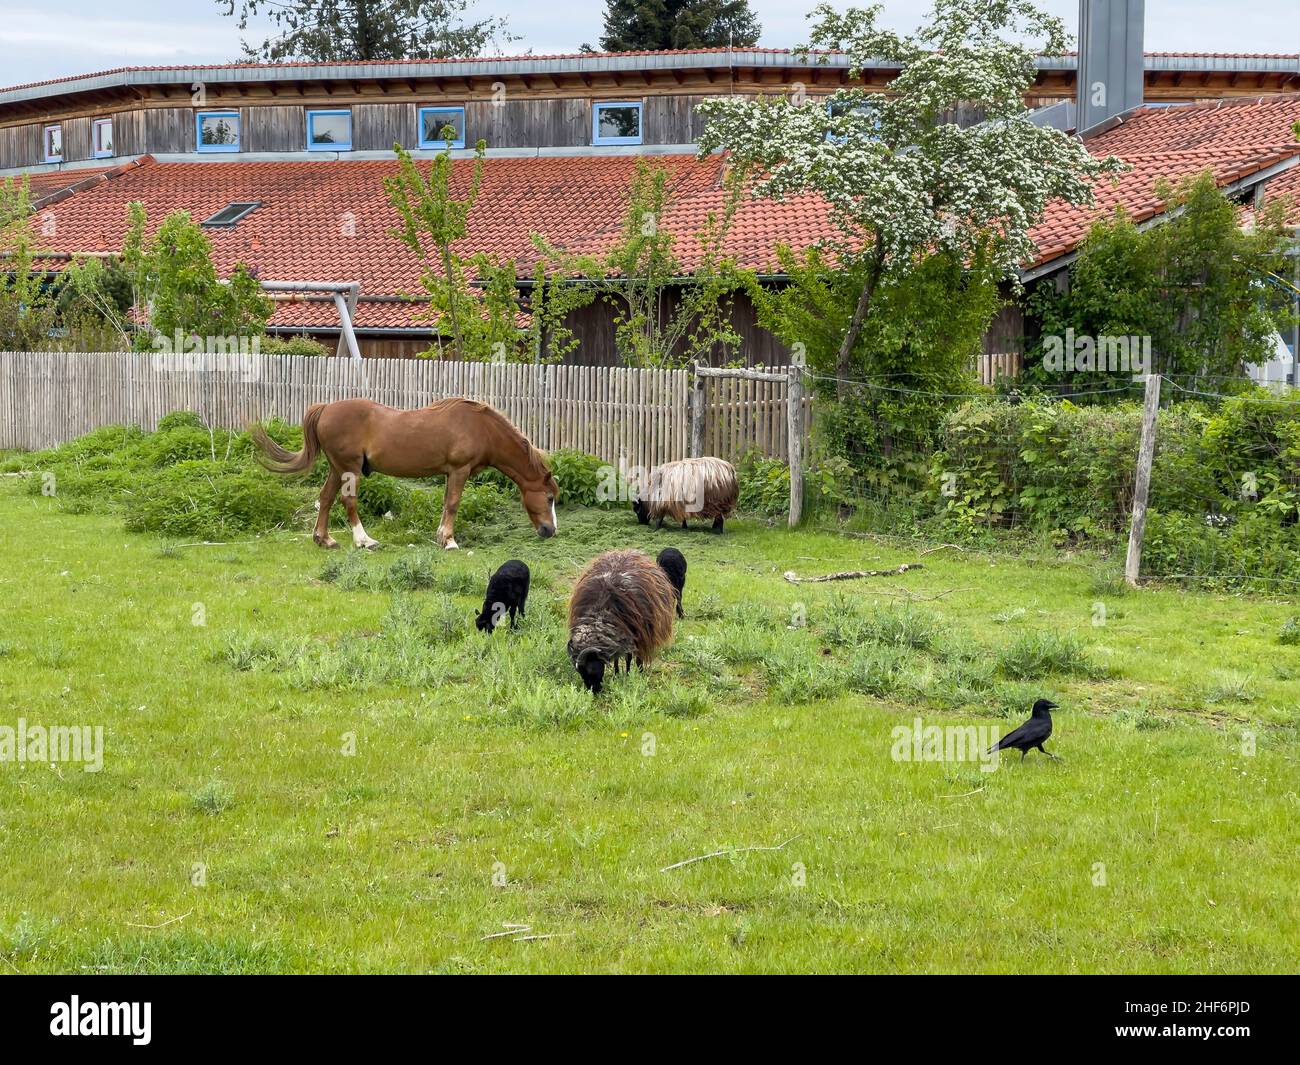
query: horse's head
[{"left": 520, "top": 463, "right": 559, "bottom": 539}]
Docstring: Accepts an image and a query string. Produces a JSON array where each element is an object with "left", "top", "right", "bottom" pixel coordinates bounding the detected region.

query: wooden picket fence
[
  {"left": 700, "top": 370, "right": 814, "bottom": 465},
  {"left": 975, "top": 351, "right": 1023, "bottom": 386},
  {"left": 0, "top": 351, "right": 709, "bottom": 470}
]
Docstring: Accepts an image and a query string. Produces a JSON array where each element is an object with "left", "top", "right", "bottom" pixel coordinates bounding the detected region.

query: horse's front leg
[{"left": 438, "top": 466, "right": 471, "bottom": 550}]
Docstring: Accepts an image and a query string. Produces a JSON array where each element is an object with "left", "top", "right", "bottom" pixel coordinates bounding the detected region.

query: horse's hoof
[
  {"left": 443, "top": 538, "right": 460, "bottom": 551},
  {"left": 355, "top": 539, "right": 380, "bottom": 551},
  {"left": 315, "top": 536, "right": 340, "bottom": 549}
]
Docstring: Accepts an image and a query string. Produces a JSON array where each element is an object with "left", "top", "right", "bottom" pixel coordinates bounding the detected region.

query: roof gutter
[{"left": 6, "top": 50, "right": 1298, "bottom": 107}]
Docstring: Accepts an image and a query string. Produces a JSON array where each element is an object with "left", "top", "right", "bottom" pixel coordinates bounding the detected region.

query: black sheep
[
  {"left": 656, "top": 547, "right": 687, "bottom": 619},
  {"left": 475, "top": 559, "right": 530, "bottom": 633}
]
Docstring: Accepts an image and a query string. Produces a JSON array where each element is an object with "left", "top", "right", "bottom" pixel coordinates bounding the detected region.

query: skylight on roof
[{"left": 201, "top": 202, "right": 262, "bottom": 228}]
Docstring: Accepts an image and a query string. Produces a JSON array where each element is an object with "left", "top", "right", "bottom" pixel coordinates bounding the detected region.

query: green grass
[{"left": 0, "top": 477, "right": 1297, "bottom": 973}]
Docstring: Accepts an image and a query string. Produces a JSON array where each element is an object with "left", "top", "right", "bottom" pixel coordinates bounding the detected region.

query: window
[
  {"left": 201, "top": 202, "right": 261, "bottom": 228},
  {"left": 307, "top": 109, "right": 352, "bottom": 151},
  {"left": 825, "top": 99, "right": 880, "bottom": 143},
  {"left": 196, "top": 111, "right": 240, "bottom": 152},
  {"left": 43, "top": 124, "right": 62, "bottom": 163},
  {"left": 592, "top": 102, "right": 642, "bottom": 146},
  {"left": 92, "top": 118, "right": 114, "bottom": 159},
  {"left": 418, "top": 107, "right": 465, "bottom": 149}
]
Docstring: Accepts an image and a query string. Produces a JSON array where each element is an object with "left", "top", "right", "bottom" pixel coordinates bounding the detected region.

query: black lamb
[
  {"left": 656, "top": 547, "right": 687, "bottom": 619},
  {"left": 475, "top": 560, "right": 530, "bottom": 633}
]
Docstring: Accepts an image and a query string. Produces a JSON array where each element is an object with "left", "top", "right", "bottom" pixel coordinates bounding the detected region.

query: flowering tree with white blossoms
[{"left": 695, "top": 0, "right": 1124, "bottom": 395}]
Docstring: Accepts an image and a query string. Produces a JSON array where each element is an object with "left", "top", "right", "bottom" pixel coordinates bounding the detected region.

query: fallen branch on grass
[
  {"left": 480, "top": 923, "right": 572, "bottom": 944},
  {"left": 919, "top": 543, "right": 966, "bottom": 557},
  {"left": 939, "top": 787, "right": 985, "bottom": 799},
  {"left": 660, "top": 835, "right": 802, "bottom": 873},
  {"left": 874, "top": 586, "right": 967, "bottom": 602},
  {"left": 782, "top": 564, "right": 922, "bottom": 584},
  {"left": 125, "top": 910, "right": 193, "bottom": 929}
]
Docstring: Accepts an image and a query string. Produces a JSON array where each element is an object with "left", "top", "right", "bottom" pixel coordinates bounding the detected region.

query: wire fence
[{"left": 799, "top": 370, "right": 1300, "bottom": 590}]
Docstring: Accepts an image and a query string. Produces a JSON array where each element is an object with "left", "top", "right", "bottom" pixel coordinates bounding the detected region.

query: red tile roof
[
  {"left": 1086, "top": 95, "right": 1300, "bottom": 156},
  {"left": 1025, "top": 95, "right": 1300, "bottom": 269},
  {"left": 1026, "top": 147, "right": 1299, "bottom": 267},
  {"left": 25, "top": 154, "right": 724, "bottom": 330},
  {"left": 10, "top": 166, "right": 115, "bottom": 203},
  {"left": 10, "top": 92, "right": 1300, "bottom": 333}
]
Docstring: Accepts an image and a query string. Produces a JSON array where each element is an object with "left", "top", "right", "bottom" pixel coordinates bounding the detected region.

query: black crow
[
  {"left": 475, "top": 560, "right": 530, "bottom": 633},
  {"left": 656, "top": 547, "right": 687, "bottom": 618},
  {"left": 989, "top": 698, "right": 1059, "bottom": 761}
]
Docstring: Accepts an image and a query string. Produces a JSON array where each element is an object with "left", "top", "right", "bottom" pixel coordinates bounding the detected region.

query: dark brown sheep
[{"left": 567, "top": 549, "right": 677, "bottom": 693}]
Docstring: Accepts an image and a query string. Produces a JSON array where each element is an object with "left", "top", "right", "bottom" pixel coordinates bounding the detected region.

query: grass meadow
[{"left": 0, "top": 476, "right": 1297, "bottom": 973}]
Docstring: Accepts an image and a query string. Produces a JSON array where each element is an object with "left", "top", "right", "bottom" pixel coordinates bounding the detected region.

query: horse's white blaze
[{"left": 550, "top": 501, "right": 558, "bottom": 531}]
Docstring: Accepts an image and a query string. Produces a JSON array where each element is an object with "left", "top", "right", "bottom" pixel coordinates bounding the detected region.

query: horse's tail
[{"left": 250, "top": 404, "right": 326, "bottom": 474}]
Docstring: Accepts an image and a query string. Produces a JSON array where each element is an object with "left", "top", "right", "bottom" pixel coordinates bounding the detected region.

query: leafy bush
[
  {"left": 996, "top": 630, "right": 1097, "bottom": 679},
  {"left": 157, "top": 411, "right": 206, "bottom": 432},
  {"left": 737, "top": 452, "right": 791, "bottom": 517},
  {"left": 124, "top": 461, "right": 307, "bottom": 539},
  {"left": 355, "top": 474, "right": 411, "bottom": 521},
  {"left": 1279, "top": 618, "right": 1300, "bottom": 647},
  {"left": 1142, "top": 511, "right": 1300, "bottom": 587},
  {"left": 546, "top": 449, "right": 612, "bottom": 507},
  {"left": 925, "top": 389, "right": 1300, "bottom": 583},
  {"left": 258, "top": 335, "right": 331, "bottom": 357}
]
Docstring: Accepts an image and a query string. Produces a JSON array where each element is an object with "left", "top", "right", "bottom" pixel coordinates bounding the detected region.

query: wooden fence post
[
  {"left": 1125, "top": 373, "right": 1162, "bottom": 587},
  {"left": 787, "top": 363, "right": 804, "bottom": 527},
  {"left": 688, "top": 363, "right": 705, "bottom": 459}
]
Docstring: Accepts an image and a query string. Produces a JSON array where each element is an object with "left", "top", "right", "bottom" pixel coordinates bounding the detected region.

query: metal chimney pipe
[{"left": 1077, "top": 0, "right": 1147, "bottom": 135}]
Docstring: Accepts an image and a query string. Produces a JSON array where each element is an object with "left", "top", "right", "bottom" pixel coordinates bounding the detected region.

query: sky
[{"left": 1, "top": 1, "right": 1297, "bottom": 88}]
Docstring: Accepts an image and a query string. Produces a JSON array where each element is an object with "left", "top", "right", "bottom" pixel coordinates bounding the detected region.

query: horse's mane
[{"left": 428, "top": 397, "right": 551, "bottom": 480}]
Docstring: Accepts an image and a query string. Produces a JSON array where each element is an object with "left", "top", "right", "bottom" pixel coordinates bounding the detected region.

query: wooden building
[{"left": 2, "top": 44, "right": 1299, "bottom": 364}]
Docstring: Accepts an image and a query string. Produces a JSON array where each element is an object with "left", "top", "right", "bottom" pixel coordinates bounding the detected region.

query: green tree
[
  {"left": 0, "top": 176, "right": 58, "bottom": 351},
  {"left": 540, "top": 160, "right": 748, "bottom": 368},
  {"left": 218, "top": 0, "right": 512, "bottom": 62},
  {"left": 751, "top": 242, "right": 1001, "bottom": 486},
  {"left": 385, "top": 137, "right": 494, "bottom": 358},
  {"left": 1026, "top": 171, "right": 1298, "bottom": 390},
  {"left": 696, "top": 0, "right": 1120, "bottom": 398},
  {"left": 122, "top": 204, "right": 273, "bottom": 347},
  {"left": 591, "top": 0, "right": 761, "bottom": 51}
]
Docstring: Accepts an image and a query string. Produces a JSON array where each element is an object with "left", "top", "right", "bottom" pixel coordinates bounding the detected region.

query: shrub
[
  {"left": 997, "top": 630, "right": 1097, "bottom": 679},
  {"left": 1279, "top": 618, "right": 1300, "bottom": 646},
  {"left": 737, "top": 452, "right": 790, "bottom": 517},
  {"left": 355, "top": 473, "right": 411, "bottom": 521},
  {"left": 157, "top": 411, "right": 206, "bottom": 432},
  {"left": 1142, "top": 511, "right": 1300, "bottom": 586},
  {"left": 548, "top": 449, "right": 615, "bottom": 508},
  {"left": 258, "top": 335, "right": 331, "bottom": 357},
  {"left": 124, "top": 462, "right": 307, "bottom": 539}
]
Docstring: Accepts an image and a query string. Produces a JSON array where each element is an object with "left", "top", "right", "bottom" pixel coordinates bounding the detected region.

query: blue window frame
[
  {"left": 43, "top": 124, "right": 63, "bottom": 163},
  {"left": 418, "top": 107, "right": 466, "bottom": 149},
  {"left": 824, "top": 98, "right": 881, "bottom": 144},
  {"left": 307, "top": 109, "right": 352, "bottom": 151},
  {"left": 592, "top": 102, "right": 642, "bottom": 146},
  {"left": 92, "top": 118, "right": 114, "bottom": 159},
  {"left": 196, "top": 111, "right": 240, "bottom": 153}
]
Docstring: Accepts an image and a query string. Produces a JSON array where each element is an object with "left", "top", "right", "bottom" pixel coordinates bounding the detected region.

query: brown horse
[{"left": 250, "top": 397, "right": 558, "bottom": 550}]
